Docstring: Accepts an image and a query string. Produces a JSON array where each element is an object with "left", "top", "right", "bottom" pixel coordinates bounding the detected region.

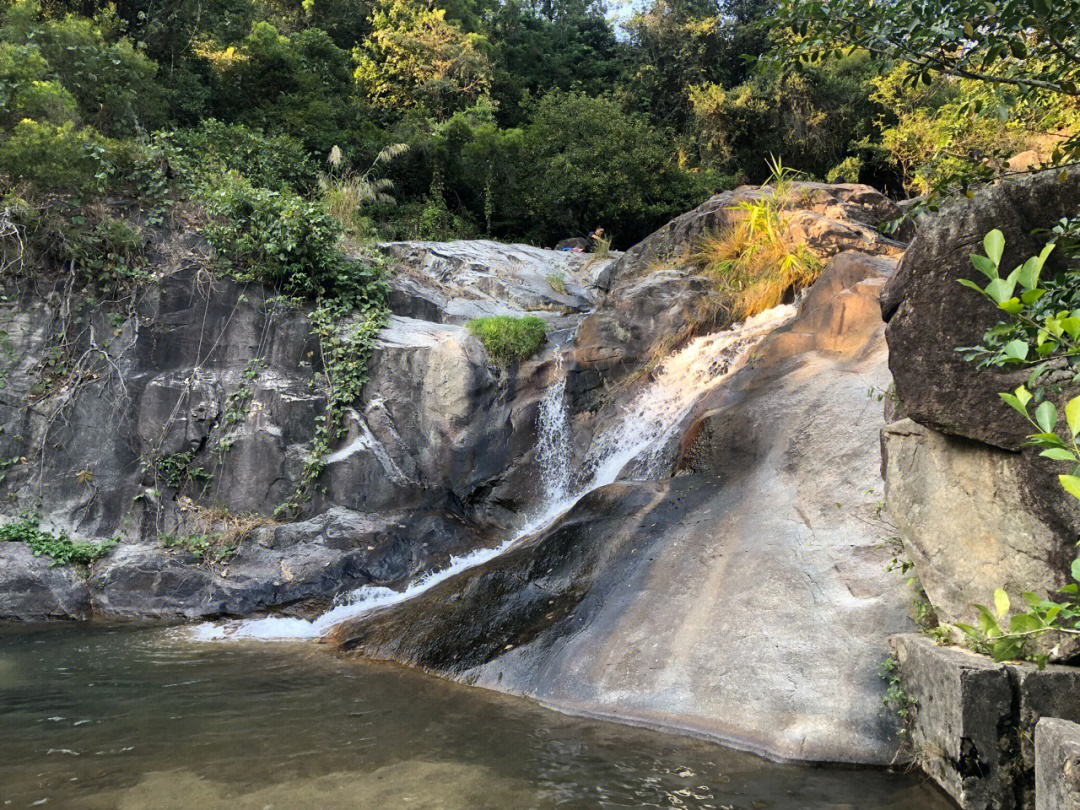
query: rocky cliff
[{"left": 0, "top": 180, "right": 936, "bottom": 766}]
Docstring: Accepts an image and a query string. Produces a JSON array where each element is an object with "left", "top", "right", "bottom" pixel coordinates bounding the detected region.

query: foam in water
[{"left": 189, "top": 304, "right": 794, "bottom": 642}]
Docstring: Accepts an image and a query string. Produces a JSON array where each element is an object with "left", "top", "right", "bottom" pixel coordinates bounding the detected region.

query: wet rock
[
  {"left": 1036, "top": 718, "right": 1080, "bottom": 810},
  {"left": 88, "top": 506, "right": 486, "bottom": 620},
  {"left": 0, "top": 248, "right": 563, "bottom": 619},
  {"left": 0, "top": 543, "right": 91, "bottom": 620},
  {"left": 336, "top": 254, "right": 915, "bottom": 765}
]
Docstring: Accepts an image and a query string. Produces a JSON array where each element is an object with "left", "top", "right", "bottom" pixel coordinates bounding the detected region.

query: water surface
[{"left": 1, "top": 625, "right": 952, "bottom": 809}]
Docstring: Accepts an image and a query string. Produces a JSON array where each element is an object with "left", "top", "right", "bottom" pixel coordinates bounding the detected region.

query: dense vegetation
[{"left": 4, "top": 0, "right": 1077, "bottom": 265}]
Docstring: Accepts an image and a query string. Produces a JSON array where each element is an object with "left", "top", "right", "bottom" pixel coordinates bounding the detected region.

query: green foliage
[
  {"left": 159, "top": 120, "right": 318, "bottom": 192},
  {"left": 154, "top": 450, "right": 212, "bottom": 490},
  {"left": 0, "top": 516, "right": 118, "bottom": 566},
  {"left": 774, "top": 0, "right": 1080, "bottom": 191},
  {"left": 879, "top": 656, "right": 916, "bottom": 724},
  {"left": 956, "top": 224, "right": 1080, "bottom": 665},
  {"left": 958, "top": 221, "right": 1080, "bottom": 373},
  {"left": 0, "top": 120, "right": 121, "bottom": 190},
  {"left": 278, "top": 260, "right": 390, "bottom": 516},
  {"left": 516, "top": 90, "right": 713, "bottom": 245},
  {"left": 354, "top": 0, "right": 493, "bottom": 119},
  {"left": 467, "top": 315, "right": 547, "bottom": 364},
  {"left": 688, "top": 51, "right": 897, "bottom": 188},
  {"left": 201, "top": 172, "right": 352, "bottom": 298},
  {"left": 2, "top": 0, "right": 166, "bottom": 136}
]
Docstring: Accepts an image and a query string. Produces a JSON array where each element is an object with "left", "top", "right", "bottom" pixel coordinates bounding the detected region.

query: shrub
[
  {"left": 1, "top": 0, "right": 166, "bottom": 136},
  {"left": 0, "top": 516, "right": 118, "bottom": 566},
  {"left": 158, "top": 120, "right": 318, "bottom": 192},
  {"left": 201, "top": 172, "right": 354, "bottom": 298},
  {"left": 0, "top": 119, "right": 118, "bottom": 190},
  {"left": 467, "top": 315, "right": 547, "bottom": 363}
]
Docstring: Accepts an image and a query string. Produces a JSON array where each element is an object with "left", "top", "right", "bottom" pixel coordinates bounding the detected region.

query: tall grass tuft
[
  {"left": 318, "top": 142, "right": 408, "bottom": 238},
  {"left": 692, "top": 156, "right": 821, "bottom": 319}
]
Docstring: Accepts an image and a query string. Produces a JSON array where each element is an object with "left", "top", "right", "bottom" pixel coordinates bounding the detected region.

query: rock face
[
  {"left": 883, "top": 419, "right": 1074, "bottom": 632},
  {"left": 335, "top": 249, "right": 917, "bottom": 764},
  {"left": 598, "top": 181, "right": 904, "bottom": 291},
  {"left": 892, "top": 633, "right": 1080, "bottom": 810},
  {"left": 1036, "top": 718, "right": 1080, "bottom": 810},
  {"left": 882, "top": 166, "right": 1080, "bottom": 449},
  {"left": 880, "top": 169, "right": 1080, "bottom": 657},
  {"left": 0, "top": 240, "right": 590, "bottom": 620}
]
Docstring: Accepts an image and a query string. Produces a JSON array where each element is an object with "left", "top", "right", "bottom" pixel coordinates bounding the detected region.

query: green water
[{"left": 0, "top": 625, "right": 952, "bottom": 809}]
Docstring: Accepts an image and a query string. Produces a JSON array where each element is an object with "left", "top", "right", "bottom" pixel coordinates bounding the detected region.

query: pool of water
[{"left": 0, "top": 624, "right": 953, "bottom": 809}]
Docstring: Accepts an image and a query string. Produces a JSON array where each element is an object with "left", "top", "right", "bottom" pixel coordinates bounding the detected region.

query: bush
[
  {"left": 158, "top": 120, "right": 318, "bottom": 192},
  {"left": 692, "top": 165, "right": 822, "bottom": 319},
  {"left": 467, "top": 315, "right": 547, "bottom": 363},
  {"left": 1, "top": 0, "right": 166, "bottom": 136},
  {"left": 201, "top": 172, "right": 351, "bottom": 298},
  {"left": 0, "top": 119, "right": 120, "bottom": 190},
  {"left": 0, "top": 516, "right": 118, "bottom": 566}
]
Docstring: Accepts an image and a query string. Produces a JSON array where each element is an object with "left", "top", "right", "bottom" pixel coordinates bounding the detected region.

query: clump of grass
[
  {"left": 0, "top": 516, "right": 118, "bottom": 566},
  {"left": 692, "top": 156, "right": 821, "bottom": 319},
  {"left": 467, "top": 315, "right": 547, "bottom": 363},
  {"left": 546, "top": 271, "right": 566, "bottom": 294},
  {"left": 590, "top": 232, "right": 612, "bottom": 257}
]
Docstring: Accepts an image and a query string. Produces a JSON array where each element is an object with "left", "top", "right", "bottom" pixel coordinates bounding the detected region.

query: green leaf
[
  {"left": 1066, "top": 396, "right": 1080, "bottom": 437},
  {"left": 999, "top": 298, "right": 1023, "bottom": 315},
  {"left": 1036, "top": 401, "right": 1057, "bottom": 433},
  {"left": 992, "top": 637, "right": 1022, "bottom": 662},
  {"left": 986, "top": 277, "right": 1017, "bottom": 304},
  {"left": 957, "top": 278, "right": 986, "bottom": 293},
  {"left": 1040, "top": 448, "right": 1077, "bottom": 461},
  {"left": 984, "top": 230, "right": 1005, "bottom": 264},
  {"left": 970, "top": 254, "right": 998, "bottom": 279},
  {"left": 1015, "top": 386, "right": 1033, "bottom": 408},
  {"left": 1021, "top": 289, "right": 1045, "bottom": 305},
  {"left": 1072, "top": 557, "right": 1080, "bottom": 583},
  {"left": 1003, "top": 340, "right": 1029, "bottom": 362},
  {"left": 1059, "top": 474, "right": 1080, "bottom": 501},
  {"left": 994, "top": 588, "right": 1010, "bottom": 618},
  {"left": 975, "top": 604, "right": 1001, "bottom": 636}
]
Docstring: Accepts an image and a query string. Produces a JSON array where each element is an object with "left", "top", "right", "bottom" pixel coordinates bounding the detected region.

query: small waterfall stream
[{"left": 191, "top": 304, "right": 794, "bottom": 641}]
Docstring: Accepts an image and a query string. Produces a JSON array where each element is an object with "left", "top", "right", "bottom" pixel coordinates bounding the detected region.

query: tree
[
  {"left": 773, "top": 0, "right": 1080, "bottom": 175},
  {"left": 353, "top": 0, "right": 493, "bottom": 120}
]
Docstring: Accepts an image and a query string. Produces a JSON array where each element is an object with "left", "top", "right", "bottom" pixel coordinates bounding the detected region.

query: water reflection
[{"left": 0, "top": 625, "right": 951, "bottom": 809}]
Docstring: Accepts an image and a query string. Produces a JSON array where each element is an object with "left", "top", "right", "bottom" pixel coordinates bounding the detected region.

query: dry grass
[{"left": 692, "top": 195, "right": 821, "bottom": 320}]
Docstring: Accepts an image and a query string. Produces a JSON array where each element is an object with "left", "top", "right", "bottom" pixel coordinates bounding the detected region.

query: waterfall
[
  {"left": 535, "top": 353, "right": 573, "bottom": 509},
  {"left": 189, "top": 304, "right": 794, "bottom": 642}
]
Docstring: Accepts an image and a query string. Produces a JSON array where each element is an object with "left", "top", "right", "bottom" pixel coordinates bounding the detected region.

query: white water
[{"left": 190, "top": 304, "right": 794, "bottom": 642}]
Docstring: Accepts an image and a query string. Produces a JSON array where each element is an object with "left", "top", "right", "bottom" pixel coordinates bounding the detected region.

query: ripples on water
[{"left": 0, "top": 625, "right": 952, "bottom": 810}]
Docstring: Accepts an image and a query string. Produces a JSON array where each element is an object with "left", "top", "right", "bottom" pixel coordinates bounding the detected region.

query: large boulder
[
  {"left": 883, "top": 419, "right": 1076, "bottom": 652},
  {"left": 0, "top": 542, "right": 90, "bottom": 620},
  {"left": 881, "top": 167, "right": 1080, "bottom": 450},
  {"left": 597, "top": 182, "right": 904, "bottom": 291},
  {"left": 334, "top": 251, "right": 917, "bottom": 764},
  {"left": 880, "top": 168, "right": 1080, "bottom": 657}
]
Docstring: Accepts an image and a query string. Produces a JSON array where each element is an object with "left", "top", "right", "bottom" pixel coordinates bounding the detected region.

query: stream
[{"left": 1, "top": 624, "right": 953, "bottom": 809}]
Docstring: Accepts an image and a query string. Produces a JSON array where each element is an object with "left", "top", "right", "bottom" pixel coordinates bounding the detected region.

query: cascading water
[{"left": 190, "top": 304, "right": 795, "bottom": 642}]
